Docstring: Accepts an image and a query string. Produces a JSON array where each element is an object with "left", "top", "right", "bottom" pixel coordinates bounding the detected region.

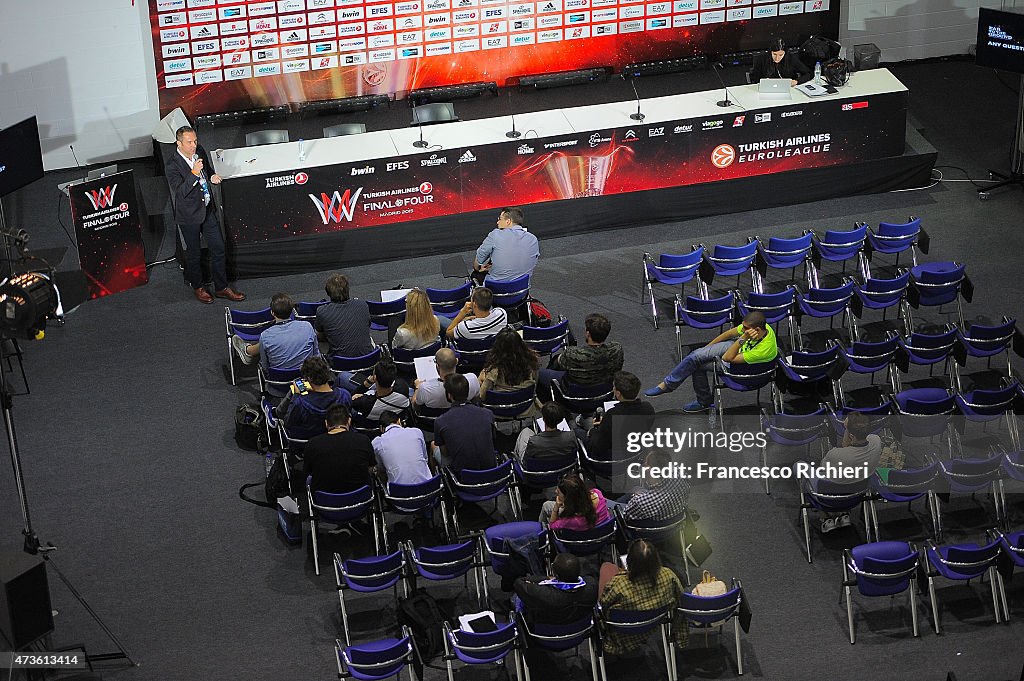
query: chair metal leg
[
  {"left": 312, "top": 518, "right": 321, "bottom": 576},
  {"left": 598, "top": 650, "right": 608, "bottom": 681},
  {"left": 869, "top": 499, "right": 880, "bottom": 542},
  {"left": 997, "top": 571, "right": 1010, "bottom": 622},
  {"left": 910, "top": 580, "right": 919, "bottom": 637},
  {"left": 513, "top": 648, "right": 524, "bottom": 681},
  {"left": 668, "top": 628, "right": 678, "bottom": 681},
  {"left": 227, "top": 337, "right": 237, "bottom": 385},
  {"left": 659, "top": 623, "right": 673, "bottom": 681},
  {"left": 989, "top": 567, "right": 1002, "bottom": 624},
  {"left": 928, "top": 576, "right": 941, "bottom": 634},
  {"left": 844, "top": 584, "right": 856, "bottom": 644},
  {"left": 761, "top": 444, "right": 771, "bottom": 495},
  {"left": 733, "top": 616, "right": 743, "bottom": 675},
  {"left": 801, "top": 502, "right": 813, "bottom": 563},
  {"left": 339, "top": 591, "right": 352, "bottom": 646},
  {"left": 446, "top": 656, "right": 455, "bottom": 681},
  {"left": 587, "top": 637, "right": 600, "bottom": 681},
  {"left": 862, "top": 503, "right": 872, "bottom": 543}
]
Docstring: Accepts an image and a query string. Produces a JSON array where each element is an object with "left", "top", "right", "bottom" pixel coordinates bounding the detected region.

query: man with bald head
[{"left": 412, "top": 347, "right": 481, "bottom": 409}]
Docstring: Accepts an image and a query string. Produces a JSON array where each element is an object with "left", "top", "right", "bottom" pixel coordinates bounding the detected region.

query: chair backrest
[
  {"left": 708, "top": 241, "right": 758, "bottom": 274},
  {"left": 937, "top": 540, "right": 1001, "bottom": 575},
  {"left": 842, "top": 335, "right": 898, "bottom": 372},
  {"left": 942, "top": 454, "right": 1004, "bottom": 482},
  {"left": 899, "top": 388, "right": 954, "bottom": 416},
  {"left": 412, "top": 539, "right": 477, "bottom": 579},
  {"left": 412, "top": 102, "right": 457, "bottom": 125},
  {"left": 454, "top": 459, "right": 513, "bottom": 490},
  {"left": 718, "top": 359, "right": 777, "bottom": 390},
  {"left": 450, "top": 621, "right": 517, "bottom": 663},
  {"left": 857, "top": 272, "right": 910, "bottom": 309},
  {"left": 678, "top": 586, "right": 742, "bottom": 625},
  {"left": 426, "top": 283, "right": 472, "bottom": 316},
  {"left": 805, "top": 478, "right": 869, "bottom": 512},
  {"left": 678, "top": 292, "right": 735, "bottom": 328},
  {"left": 481, "top": 385, "right": 538, "bottom": 419},
  {"left": 874, "top": 462, "right": 938, "bottom": 493},
  {"left": 522, "top": 318, "right": 570, "bottom": 355},
  {"left": 385, "top": 474, "right": 444, "bottom": 514},
  {"left": 551, "top": 379, "right": 613, "bottom": 414},
  {"left": 294, "top": 300, "right": 327, "bottom": 323},
  {"left": 782, "top": 345, "right": 839, "bottom": 380},
  {"left": 802, "top": 280, "right": 854, "bottom": 309},
  {"left": 226, "top": 306, "right": 276, "bottom": 340},
  {"left": 850, "top": 541, "right": 917, "bottom": 597},
  {"left": 485, "top": 274, "right": 531, "bottom": 308},
  {"left": 551, "top": 517, "right": 617, "bottom": 556},
  {"left": 331, "top": 347, "right": 382, "bottom": 375},
  {"left": 324, "top": 123, "right": 367, "bottom": 137},
  {"left": 367, "top": 297, "right": 408, "bottom": 328},
  {"left": 759, "top": 234, "right": 812, "bottom": 267},
  {"left": 958, "top": 384, "right": 1017, "bottom": 414},
  {"left": 815, "top": 225, "right": 866, "bottom": 259},
  {"left": 260, "top": 365, "right": 303, "bottom": 394},
  {"left": 341, "top": 631, "right": 412, "bottom": 677},
  {"left": 451, "top": 335, "right": 497, "bottom": 370},
  {"left": 340, "top": 550, "right": 406, "bottom": 590},
  {"left": 517, "top": 614, "right": 595, "bottom": 652},
  {"left": 959, "top": 317, "right": 1016, "bottom": 356},
  {"left": 391, "top": 340, "right": 443, "bottom": 375},
  {"left": 311, "top": 485, "right": 375, "bottom": 523},
  {"left": 601, "top": 605, "right": 671, "bottom": 635},
  {"left": 740, "top": 287, "right": 794, "bottom": 324},
  {"left": 766, "top": 408, "right": 828, "bottom": 445},
  {"left": 245, "top": 129, "right": 289, "bottom": 146},
  {"left": 912, "top": 261, "right": 964, "bottom": 286},
  {"left": 647, "top": 248, "right": 704, "bottom": 282}
]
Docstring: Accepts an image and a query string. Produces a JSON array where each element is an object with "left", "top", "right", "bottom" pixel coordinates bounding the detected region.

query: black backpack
[
  {"left": 234, "top": 403, "right": 267, "bottom": 451},
  {"left": 397, "top": 588, "right": 445, "bottom": 679}
]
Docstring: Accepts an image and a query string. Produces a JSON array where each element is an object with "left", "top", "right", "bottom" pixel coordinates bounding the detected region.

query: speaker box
[
  {"left": 0, "top": 553, "right": 53, "bottom": 649},
  {"left": 854, "top": 43, "right": 881, "bottom": 71}
]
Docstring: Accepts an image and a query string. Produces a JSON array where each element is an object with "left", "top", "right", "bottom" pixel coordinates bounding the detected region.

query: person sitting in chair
[
  {"left": 513, "top": 552, "right": 598, "bottom": 626},
  {"left": 274, "top": 356, "right": 352, "bottom": 444},
  {"left": 750, "top": 37, "right": 811, "bottom": 86}
]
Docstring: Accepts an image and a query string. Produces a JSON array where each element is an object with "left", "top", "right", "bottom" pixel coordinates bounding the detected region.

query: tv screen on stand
[
  {"left": 976, "top": 7, "right": 1024, "bottom": 74},
  {"left": 0, "top": 117, "right": 44, "bottom": 199}
]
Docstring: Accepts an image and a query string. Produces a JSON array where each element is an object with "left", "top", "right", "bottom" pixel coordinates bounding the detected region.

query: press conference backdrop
[{"left": 149, "top": 0, "right": 839, "bottom": 116}]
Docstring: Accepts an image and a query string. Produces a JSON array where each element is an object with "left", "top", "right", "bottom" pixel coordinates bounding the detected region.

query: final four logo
[{"left": 85, "top": 184, "right": 118, "bottom": 211}]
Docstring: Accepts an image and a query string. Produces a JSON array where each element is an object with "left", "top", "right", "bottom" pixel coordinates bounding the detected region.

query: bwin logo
[
  {"left": 309, "top": 188, "right": 363, "bottom": 224},
  {"left": 86, "top": 184, "right": 118, "bottom": 211}
]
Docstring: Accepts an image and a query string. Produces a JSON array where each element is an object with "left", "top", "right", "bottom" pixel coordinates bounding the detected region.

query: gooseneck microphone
[
  {"left": 412, "top": 104, "right": 429, "bottom": 149},
  {"left": 505, "top": 90, "right": 521, "bottom": 139},
  {"left": 712, "top": 62, "right": 736, "bottom": 108},
  {"left": 628, "top": 77, "right": 645, "bottom": 122},
  {"left": 69, "top": 145, "right": 83, "bottom": 168}
]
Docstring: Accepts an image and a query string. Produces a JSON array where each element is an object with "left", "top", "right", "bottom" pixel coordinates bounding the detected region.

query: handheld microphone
[
  {"left": 628, "top": 77, "right": 645, "bottom": 122},
  {"left": 712, "top": 62, "right": 736, "bottom": 109},
  {"left": 505, "top": 90, "right": 521, "bottom": 139},
  {"left": 412, "top": 104, "right": 429, "bottom": 149}
]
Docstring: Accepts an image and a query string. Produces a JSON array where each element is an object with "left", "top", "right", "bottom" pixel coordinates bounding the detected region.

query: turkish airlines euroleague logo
[
  {"left": 711, "top": 144, "right": 735, "bottom": 169},
  {"left": 85, "top": 184, "right": 117, "bottom": 210}
]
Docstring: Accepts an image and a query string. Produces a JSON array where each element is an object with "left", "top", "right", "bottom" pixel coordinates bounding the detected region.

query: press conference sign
[{"left": 69, "top": 170, "right": 149, "bottom": 299}]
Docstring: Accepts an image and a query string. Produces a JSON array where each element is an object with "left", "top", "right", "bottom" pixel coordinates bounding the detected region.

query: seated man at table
[
  {"left": 750, "top": 37, "right": 811, "bottom": 86},
  {"left": 472, "top": 206, "right": 540, "bottom": 284}
]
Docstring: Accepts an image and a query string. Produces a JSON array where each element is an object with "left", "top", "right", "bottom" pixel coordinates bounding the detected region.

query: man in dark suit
[
  {"left": 750, "top": 38, "right": 811, "bottom": 86},
  {"left": 165, "top": 125, "right": 245, "bottom": 304}
]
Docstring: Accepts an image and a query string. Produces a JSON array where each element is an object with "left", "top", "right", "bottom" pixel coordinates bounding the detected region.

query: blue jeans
[{"left": 663, "top": 341, "right": 733, "bottom": 406}]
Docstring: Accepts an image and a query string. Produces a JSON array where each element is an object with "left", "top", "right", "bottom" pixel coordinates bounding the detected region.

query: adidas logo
[
  {"left": 458, "top": 150, "right": 477, "bottom": 163},
  {"left": 197, "top": 26, "right": 211, "bottom": 36}
]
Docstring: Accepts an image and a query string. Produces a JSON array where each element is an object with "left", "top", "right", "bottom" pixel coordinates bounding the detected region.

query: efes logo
[
  {"left": 309, "top": 188, "right": 362, "bottom": 224},
  {"left": 711, "top": 144, "right": 735, "bottom": 168},
  {"left": 85, "top": 184, "right": 117, "bottom": 211}
]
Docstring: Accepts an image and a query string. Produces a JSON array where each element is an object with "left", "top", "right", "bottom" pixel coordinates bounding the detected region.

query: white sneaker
[
  {"left": 820, "top": 517, "right": 838, "bottom": 534},
  {"left": 837, "top": 513, "right": 852, "bottom": 528},
  {"left": 231, "top": 335, "right": 257, "bottom": 365}
]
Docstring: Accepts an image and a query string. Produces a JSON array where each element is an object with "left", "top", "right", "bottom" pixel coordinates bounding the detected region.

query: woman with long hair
[
  {"left": 479, "top": 327, "right": 540, "bottom": 417},
  {"left": 392, "top": 288, "right": 441, "bottom": 350},
  {"left": 544, "top": 474, "right": 610, "bottom": 531}
]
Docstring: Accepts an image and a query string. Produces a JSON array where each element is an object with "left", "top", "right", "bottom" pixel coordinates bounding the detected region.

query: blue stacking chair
[
  {"left": 308, "top": 483, "right": 381, "bottom": 575},
  {"left": 486, "top": 274, "right": 532, "bottom": 322},
  {"left": 642, "top": 247, "right": 705, "bottom": 329},
  {"left": 522, "top": 318, "right": 571, "bottom": 357},
  {"left": 955, "top": 382, "right": 1021, "bottom": 450},
  {"left": 596, "top": 603, "right": 674, "bottom": 681},
  {"left": 826, "top": 401, "right": 893, "bottom": 437},
  {"left": 482, "top": 522, "right": 550, "bottom": 587},
  {"left": 391, "top": 340, "right": 442, "bottom": 379},
  {"left": 551, "top": 517, "right": 618, "bottom": 561},
  {"left": 368, "top": 296, "right": 409, "bottom": 333},
  {"left": 991, "top": 529, "right": 1023, "bottom": 620},
  {"left": 378, "top": 475, "right": 450, "bottom": 549},
  {"left": 938, "top": 454, "right": 1007, "bottom": 533},
  {"left": 675, "top": 578, "right": 745, "bottom": 674},
  {"left": 760, "top": 405, "right": 829, "bottom": 495},
  {"left": 1002, "top": 449, "right": 1024, "bottom": 491},
  {"left": 800, "top": 477, "right": 873, "bottom": 563},
  {"left": 513, "top": 449, "right": 578, "bottom": 494},
  {"left": 674, "top": 291, "right": 736, "bottom": 362},
  {"left": 450, "top": 335, "right": 497, "bottom": 372},
  {"left": 615, "top": 506, "right": 692, "bottom": 584},
  {"left": 837, "top": 334, "right": 900, "bottom": 395},
  {"left": 551, "top": 379, "right": 614, "bottom": 416},
  {"left": 907, "top": 261, "right": 967, "bottom": 329},
  {"left": 810, "top": 224, "right": 868, "bottom": 280},
  {"left": 515, "top": 612, "right": 599, "bottom": 681},
  {"left": 869, "top": 463, "right": 941, "bottom": 540},
  {"left": 481, "top": 385, "right": 538, "bottom": 422},
  {"left": 701, "top": 240, "right": 760, "bottom": 292},
  {"left": 294, "top": 299, "right": 327, "bottom": 323},
  {"left": 795, "top": 280, "right": 856, "bottom": 349},
  {"left": 755, "top": 233, "right": 813, "bottom": 289},
  {"left": 736, "top": 287, "right": 797, "bottom": 351},
  {"left": 224, "top": 306, "right": 275, "bottom": 385},
  {"left": 444, "top": 459, "right": 520, "bottom": 535},
  {"left": 712, "top": 359, "right": 778, "bottom": 427},
  {"left": 866, "top": 216, "right": 922, "bottom": 267},
  {"left": 842, "top": 541, "right": 920, "bottom": 643},
  {"left": 334, "top": 550, "right": 409, "bottom": 646},
  {"left": 427, "top": 282, "right": 472, "bottom": 319},
  {"left": 335, "top": 627, "right": 415, "bottom": 681},
  {"left": 851, "top": 271, "right": 911, "bottom": 339},
  {"left": 331, "top": 347, "right": 382, "bottom": 378},
  {"left": 775, "top": 344, "right": 842, "bottom": 404},
  {"left": 925, "top": 538, "right": 1006, "bottom": 633},
  {"left": 259, "top": 364, "right": 304, "bottom": 400},
  {"left": 954, "top": 317, "right": 1017, "bottom": 382},
  {"left": 895, "top": 325, "right": 957, "bottom": 384},
  {"left": 577, "top": 439, "right": 642, "bottom": 482},
  {"left": 893, "top": 387, "right": 956, "bottom": 453},
  {"left": 404, "top": 537, "right": 487, "bottom": 607},
  {"left": 443, "top": 616, "right": 521, "bottom": 681}
]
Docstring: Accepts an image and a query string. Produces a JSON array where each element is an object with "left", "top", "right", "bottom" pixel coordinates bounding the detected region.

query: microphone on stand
[
  {"left": 712, "top": 62, "right": 737, "bottom": 108},
  {"left": 628, "top": 76, "right": 645, "bottom": 122},
  {"left": 412, "top": 104, "right": 429, "bottom": 149},
  {"left": 505, "top": 90, "right": 521, "bottom": 139},
  {"left": 69, "top": 145, "right": 83, "bottom": 168}
]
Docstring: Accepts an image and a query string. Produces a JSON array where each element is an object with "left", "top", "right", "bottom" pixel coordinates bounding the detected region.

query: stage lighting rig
[{"left": 0, "top": 271, "right": 57, "bottom": 339}]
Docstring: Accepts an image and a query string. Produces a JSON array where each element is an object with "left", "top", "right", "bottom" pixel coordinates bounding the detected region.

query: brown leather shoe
[
  {"left": 194, "top": 287, "right": 213, "bottom": 304},
  {"left": 215, "top": 287, "right": 246, "bottom": 302}
]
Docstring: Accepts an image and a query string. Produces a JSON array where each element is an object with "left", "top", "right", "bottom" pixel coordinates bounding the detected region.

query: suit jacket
[
  {"left": 165, "top": 145, "right": 214, "bottom": 225},
  {"left": 750, "top": 52, "right": 811, "bottom": 85}
]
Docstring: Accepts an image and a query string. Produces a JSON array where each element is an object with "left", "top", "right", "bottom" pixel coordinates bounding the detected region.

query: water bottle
[
  {"left": 298, "top": 138, "right": 307, "bottom": 163},
  {"left": 265, "top": 450, "right": 274, "bottom": 476},
  {"left": 814, "top": 61, "right": 822, "bottom": 84}
]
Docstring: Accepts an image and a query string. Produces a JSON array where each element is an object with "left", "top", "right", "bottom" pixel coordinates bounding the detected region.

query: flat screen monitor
[
  {"left": 0, "top": 117, "right": 44, "bottom": 198},
  {"left": 976, "top": 7, "right": 1024, "bottom": 74}
]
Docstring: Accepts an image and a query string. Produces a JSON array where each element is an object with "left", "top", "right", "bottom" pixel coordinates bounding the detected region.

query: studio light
[{"left": 0, "top": 272, "right": 57, "bottom": 338}]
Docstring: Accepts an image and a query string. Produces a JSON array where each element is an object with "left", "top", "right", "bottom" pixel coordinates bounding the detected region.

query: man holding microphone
[{"left": 165, "top": 125, "right": 245, "bottom": 304}]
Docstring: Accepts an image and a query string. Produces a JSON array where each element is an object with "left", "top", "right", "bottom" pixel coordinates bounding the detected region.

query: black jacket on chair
[
  {"left": 750, "top": 52, "right": 812, "bottom": 85},
  {"left": 165, "top": 145, "right": 215, "bottom": 225}
]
